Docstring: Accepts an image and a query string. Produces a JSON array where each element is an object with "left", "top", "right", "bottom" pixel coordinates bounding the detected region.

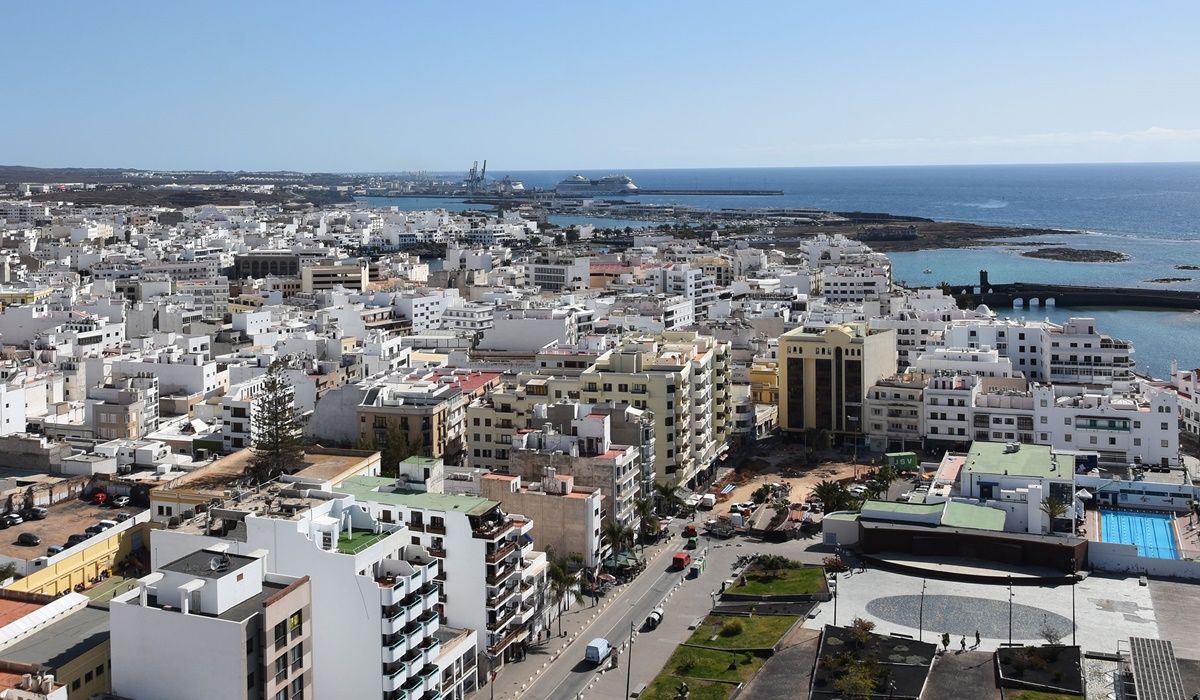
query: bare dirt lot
[{"left": 719, "top": 443, "right": 878, "bottom": 505}]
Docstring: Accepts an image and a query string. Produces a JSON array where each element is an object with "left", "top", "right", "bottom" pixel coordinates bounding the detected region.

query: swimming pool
[{"left": 1100, "top": 509, "right": 1179, "bottom": 560}]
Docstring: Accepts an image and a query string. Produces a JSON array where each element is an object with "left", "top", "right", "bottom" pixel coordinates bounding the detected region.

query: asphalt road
[{"left": 523, "top": 533, "right": 685, "bottom": 700}]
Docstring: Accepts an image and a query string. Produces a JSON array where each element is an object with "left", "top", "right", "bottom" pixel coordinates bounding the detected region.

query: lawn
[
  {"left": 639, "top": 675, "right": 733, "bottom": 700},
  {"left": 1007, "top": 692, "right": 1083, "bottom": 700},
  {"left": 336, "top": 529, "right": 389, "bottom": 554},
  {"left": 661, "top": 647, "right": 764, "bottom": 684},
  {"left": 685, "top": 614, "right": 799, "bottom": 650},
  {"left": 725, "top": 567, "right": 826, "bottom": 596}
]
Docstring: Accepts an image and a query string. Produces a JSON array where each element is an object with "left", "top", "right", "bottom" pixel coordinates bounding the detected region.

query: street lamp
[
  {"left": 1069, "top": 557, "right": 1077, "bottom": 647},
  {"left": 487, "top": 651, "right": 498, "bottom": 700},
  {"left": 918, "top": 579, "right": 927, "bottom": 643},
  {"left": 1007, "top": 576, "right": 1014, "bottom": 647},
  {"left": 624, "top": 620, "right": 635, "bottom": 699},
  {"left": 831, "top": 571, "right": 839, "bottom": 626}
]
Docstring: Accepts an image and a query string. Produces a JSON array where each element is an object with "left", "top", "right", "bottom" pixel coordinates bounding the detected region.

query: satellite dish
[{"left": 209, "top": 555, "right": 230, "bottom": 572}]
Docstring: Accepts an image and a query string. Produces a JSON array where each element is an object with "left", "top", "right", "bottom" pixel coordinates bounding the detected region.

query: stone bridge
[{"left": 935, "top": 270, "right": 1200, "bottom": 310}]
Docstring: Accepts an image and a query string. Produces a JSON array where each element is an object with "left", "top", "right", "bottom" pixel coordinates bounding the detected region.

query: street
[{"left": 492, "top": 516, "right": 830, "bottom": 700}]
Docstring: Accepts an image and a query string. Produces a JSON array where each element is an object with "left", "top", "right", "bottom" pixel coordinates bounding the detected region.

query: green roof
[
  {"left": 941, "top": 501, "right": 1006, "bottom": 531},
  {"left": 401, "top": 456, "right": 442, "bottom": 466},
  {"left": 962, "top": 442, "right": 1064, "bottom": 480},
  {"left": 862, "top": 499, "right": 944, "bottom": 514},
  {"left": 822, "top": 512, "right": 860, "bottom": 522},
  {"left": 338, "top": 475, "right": 498, "bottom": 516}
]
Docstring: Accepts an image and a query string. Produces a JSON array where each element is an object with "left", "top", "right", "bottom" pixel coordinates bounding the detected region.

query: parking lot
[{"left": 0, "top": 497, "right": 140, "bottom": 561}]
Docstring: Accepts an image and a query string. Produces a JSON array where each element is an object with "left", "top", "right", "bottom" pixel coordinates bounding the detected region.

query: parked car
[
  {"left": 66, "top": 534, "right": 88, "bottom": 546},
  {"left": 114, "top": 512, "right": 133, "bottom": 522},
  {"left": 112, "top": 496, "right": 130, "bottom": 508},
  {"left": 16, "top": 533, "right": 40, "bottom": 547},
  {"left": 84, "top": 525, "right": 103, "bottom": 536},
  {"left": 97, "top": 520, "right": 118, "bottom": 530},
  {"left": 46, "top": 545, "right": 64, "bottom": 556},
  {"left": 21, "top": 507, "right": 48, "bottom": 520},
  {"left": 848, "top": 484, "right": 869, "bottom": 498},
  {"left": 2, "top": 514, "right": 23, "bottom": 527},
  {"left": 645, "top": 607, "right": 664, "bottom": 630}
]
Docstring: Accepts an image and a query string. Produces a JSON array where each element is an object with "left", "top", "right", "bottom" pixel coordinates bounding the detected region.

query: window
[
  {"left": 96, "top": 665, "right": 104, "bottom": 677},
  {"left": 1064, "top": 434, "right": 1072, "bottom": 442},
  {"left": 72, "top": 680, "right": 80, "bottom": 691},
  {"left": 290, "top": 643, "right": 303, "bottom": 669},
  {"left": 85, "top": 671, "right": 93, "bottom": 683},
  {"left": 291, "top": 677, "right": 305, "bottom": 698},
  {"left": 275, "top": 690, "right": 289, "bottom": 700},
  {"left": 290, "top": 611, "right": 303, "bottom": 638},
  {"left": 274, "top": 654, "right": 289, "bottom": 682},
  {"left": 1161, "top": 422, "right": 1169, "bottom": 431},
  {"left": 275, "top": 621, "right": 287, "bottom": 649}
]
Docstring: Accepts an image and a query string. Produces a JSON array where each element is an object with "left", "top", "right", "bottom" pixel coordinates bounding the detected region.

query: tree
[
  {"left": 653, "top": 482, "right": 681, "bottom": 516},
  {"left": 380, "top": 421, "right": 415, "bottom": 478},
  {"left": 635, "top": 498, "right": 659, "bottom": 548},
  {"left": 811, "top": 480, "right": 851, "bottom": 513},
  {"left": 1040, "top": 495, "right": 1070, "bottom": 532},
  {"left": 248, "top": 361, "right": 304, "bottom": 483},
  {"left": 546, "top": 553, "right": 583, "bottom": 637},
  {"left": 602, "top": 520, "right": 634, "bottom": 558}
]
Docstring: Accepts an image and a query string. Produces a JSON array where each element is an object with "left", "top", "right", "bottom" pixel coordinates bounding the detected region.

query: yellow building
[
  {"left": 778, "top": 323, "right": 896, "bottom": 438},
  {"left": 750, "top": 360, "right": 779, "bottom": 406},
  {"left": 0, "top": 286, "right": 54, "bottom": 306}
]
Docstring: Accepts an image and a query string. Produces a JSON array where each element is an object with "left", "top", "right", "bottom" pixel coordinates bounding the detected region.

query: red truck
[{"left": 672, "top": 552, "right": 692, "bottom": 570}]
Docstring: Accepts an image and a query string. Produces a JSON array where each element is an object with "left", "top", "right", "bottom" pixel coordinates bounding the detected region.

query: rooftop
[
  {"left": 963, "top": 442, "right": 1066, "bottom": 481},
  {"left": 0, "top": 605, "right": 110, "bottom": 670},
  {"left": 160, "top": 550, "right": 260, "bottom": 580},
  {"left": 941, "top": 501, "right": 1006, "bottom": 531},
  {"left": 338, "top": 475, "right": 498, "bottom": 517}
]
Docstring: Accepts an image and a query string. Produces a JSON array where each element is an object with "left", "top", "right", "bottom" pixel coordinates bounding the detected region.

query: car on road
[
  {"left": 16, "top": 533, "right": 40, "bottom": 547},
  {"left": 672, "top": 552, "right": 692, "bottom": 570},
  {"left": 585, "top": 638, "right": 612, "bottom": 666},
  {"left": 645, "top": 608, "right": 664, "bottom": 630}
]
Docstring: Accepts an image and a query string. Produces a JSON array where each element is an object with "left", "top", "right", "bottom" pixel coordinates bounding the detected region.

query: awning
[{"left": 1075, "top": 489, "right": 1093, "bottom": 500}]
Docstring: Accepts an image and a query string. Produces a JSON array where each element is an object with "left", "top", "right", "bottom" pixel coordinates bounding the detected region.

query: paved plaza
[{"left": 807, "top": 566, "right": 1159, "bottom": 652}]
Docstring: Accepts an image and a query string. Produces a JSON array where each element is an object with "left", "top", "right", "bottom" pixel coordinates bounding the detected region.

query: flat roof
[
  {"left": 862, "top": 500, "right": 943, "bottom": 515},
  {"left": 0, "top": 605, "right": 110, "bottom": 670},
  {"left": 963, "top": 442, "right": 1064, "bottom": 480},
  {"left": 338, "top": 476, "right": 497, "bottom": 517},
  {"left": 0, "top": 598, "right": 42, "bottom": 629},
  {"left": 941, "top": 501, "right": 1006, "bottom": 532},
  {"left": 161, "top": 550, "right": 259, "bottom": 580},
  {"left": 290, "top": 449, "right": 376, "bottom": 483}
]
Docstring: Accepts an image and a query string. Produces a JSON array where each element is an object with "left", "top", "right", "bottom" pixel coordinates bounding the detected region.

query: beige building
[
  {"left": 300, "top": 261, "right": 369, "bottom": 293},
  {"left": 863, "top": 372, "right": 927, "bottom": 452},
  {"left": 480, "top": 472, "right": 604, "bottom": 568},
  {"left": 579, "top": 331, "right": 731, "bottom": 488},
  {"left": 779, "top": 324, "right": 897, "bottom": 440},
  {"left": 358, "top": 372, "right": 501, "bottom": 461}
]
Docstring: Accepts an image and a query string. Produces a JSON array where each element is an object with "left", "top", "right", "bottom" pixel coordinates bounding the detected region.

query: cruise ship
[{"left": 555, "top": 174, "right": 639, "bottom": 197}]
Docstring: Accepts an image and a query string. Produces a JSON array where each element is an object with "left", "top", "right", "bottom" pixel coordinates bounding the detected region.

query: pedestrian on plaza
[
  {"left": 975, "top": 630, "right": 981, "bottom": 647},
  {"left": 941, "top": 632, "right": 950, "bottom": 651},
  {"left": 960, "top": 637, "right": 966, "bottom": 652}
]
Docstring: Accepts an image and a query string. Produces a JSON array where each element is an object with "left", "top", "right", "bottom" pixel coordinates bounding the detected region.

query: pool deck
[{"left": 1087, "top": 507, "right": 1199, "bottom": 560}]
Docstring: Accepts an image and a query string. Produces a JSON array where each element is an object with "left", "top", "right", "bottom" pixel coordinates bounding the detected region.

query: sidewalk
[{"left": 487, "top": 537, "right": 680, "bottom": 700}]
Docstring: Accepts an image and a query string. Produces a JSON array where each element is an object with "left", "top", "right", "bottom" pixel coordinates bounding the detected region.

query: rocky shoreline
[{"left": 1020, "top": 247, "right": 1129, "bottom": 263}]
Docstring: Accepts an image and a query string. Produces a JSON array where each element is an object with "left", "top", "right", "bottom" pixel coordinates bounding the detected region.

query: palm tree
[
  {"left": 1040, "top": 495, "right": 1070, "bottom": 533},
  {"left": 653, "top": 482, "right": 681, "bottom": 516},
  {"left": 602, "top": 520, "right": 634, "bottom": 559},
  {"left": 635, "top": 498, "right": 659, "bottom": 549},
  {"left": 811, "top": 480, "right": 851, "bottom": 513},
  {"left": 546, "top": 553, "right": 583, "bottom": 637}
]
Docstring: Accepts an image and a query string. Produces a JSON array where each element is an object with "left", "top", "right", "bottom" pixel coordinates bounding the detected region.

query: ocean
[{"left": 360, "top": 162, "right": 1200, "bottom": 378}]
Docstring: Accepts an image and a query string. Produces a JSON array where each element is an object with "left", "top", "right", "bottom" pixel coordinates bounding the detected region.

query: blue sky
[{"left": 3, "top": 2, "right": 1199, "bottom": 172}]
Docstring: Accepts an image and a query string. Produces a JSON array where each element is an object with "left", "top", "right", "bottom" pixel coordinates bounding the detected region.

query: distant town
[{"left": 0, "top": 167, "right": 1197, "bottom": 700}]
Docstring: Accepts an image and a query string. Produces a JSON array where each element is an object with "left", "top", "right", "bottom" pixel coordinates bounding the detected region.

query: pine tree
[
  {"left": 248, "top": 361, "right": 304, "bottom": 483},
  {"left": 380, "top": 421, "right": 414, "bottom": 478}
]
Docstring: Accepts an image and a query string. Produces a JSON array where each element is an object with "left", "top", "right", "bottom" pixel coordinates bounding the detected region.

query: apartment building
[
  {"left": 923, "top": 372, "right": 980, "bottom": 450},
  {"left": 358, "top": 372, "right": 501, "bottom": 462},
  {"left": 578, "top": 331, "right": 731, "bottom": 487},
  {"left": 1041, "top": 317, "right": 1135, "bottom": 389},
  {"left": 864, "top": 372, "right": 927, "bottom": 452},
  {"left": 149, "top": 480, "right": 472, "bottom": 700},
  {"left": 653, "top": 263, "right": 717, "bottom": 320},
  {"left": 300, "top": 261, "right": 369, "bottom": 293},
  {"left": 527, "top": 253, "right": 590, "bottom": 292},
  {"left": 88, "top": 375, "right": 160, "bottom": 441},
  {"left": 778, "top": 323, "right": 897, "bottom": 439},
  {"left": 480, "top": 472, "right": 604, "bottom": 568},
  {"left": 507, "top": 403, "right": 642, "bottom": 532},
  {"left": 336, "top": 476, "right": 545, "bottom": 674},
  {"left": 1170, "top": 362, "right": 1200, "bottom": 444},
  {"left": 111, "top": 551, "right": 314, "bottom": 700}
]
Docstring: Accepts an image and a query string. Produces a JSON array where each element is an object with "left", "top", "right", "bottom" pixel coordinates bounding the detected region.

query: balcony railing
[
  {"left": 488, "top": 606, "right": 517, "bottom": 631},
  {"left": 426, "top": 522, "right": 446, "bottom": 535},
  {"left": 486, "top": 540, "right": 518, "bottom": 564},
  {"left": 488, "top": 627, "right": 523, "bottom": 654}
]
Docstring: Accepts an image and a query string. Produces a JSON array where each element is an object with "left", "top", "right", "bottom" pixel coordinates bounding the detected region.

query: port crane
[{"left": 465, "top": 159, "right": 487, "bottom": 192}]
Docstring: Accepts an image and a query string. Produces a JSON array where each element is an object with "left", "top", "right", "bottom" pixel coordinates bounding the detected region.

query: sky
[{"left": 3, "top": 1, "right": 1200, "bottom": 172}]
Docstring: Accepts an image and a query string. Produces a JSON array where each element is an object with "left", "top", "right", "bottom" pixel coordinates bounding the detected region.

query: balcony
[
  {"left": 419, "top": 662, "right": 440, "bottom": 682},
  {"left": 486, "top": 582, "right": 518, "bottom": 609},
  {"left": 488, "top": 626, "right": 523, "bottom": 655},
  {"left": 426, "top": 521, "right": 446, "bottom": 535},
  {"left": 486, "top": 565, "right": 517, "bottom": 587},
  {"left": 383, "top": 635, "right": 409, "bottom": 664},
  {"left": 473, "top": 519, "right": 515, "bottom": 541},
  {"left": 427, "top": 547, "right": 447, "bottom": 559},
  {"left": 383, "top": 661, "right": 410, "bottom": 692},
  {"left": 486, "top": 540, "right": 518, "bottom": 564},
  {"left": 400, "top": 675, "right": 426, "bottom": 697},
  {"left": 419, "top": 609, "right": 440, "bottom": 636},
  {"left": 488, "top": 605, "right": 517, "bottom": 632}
]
